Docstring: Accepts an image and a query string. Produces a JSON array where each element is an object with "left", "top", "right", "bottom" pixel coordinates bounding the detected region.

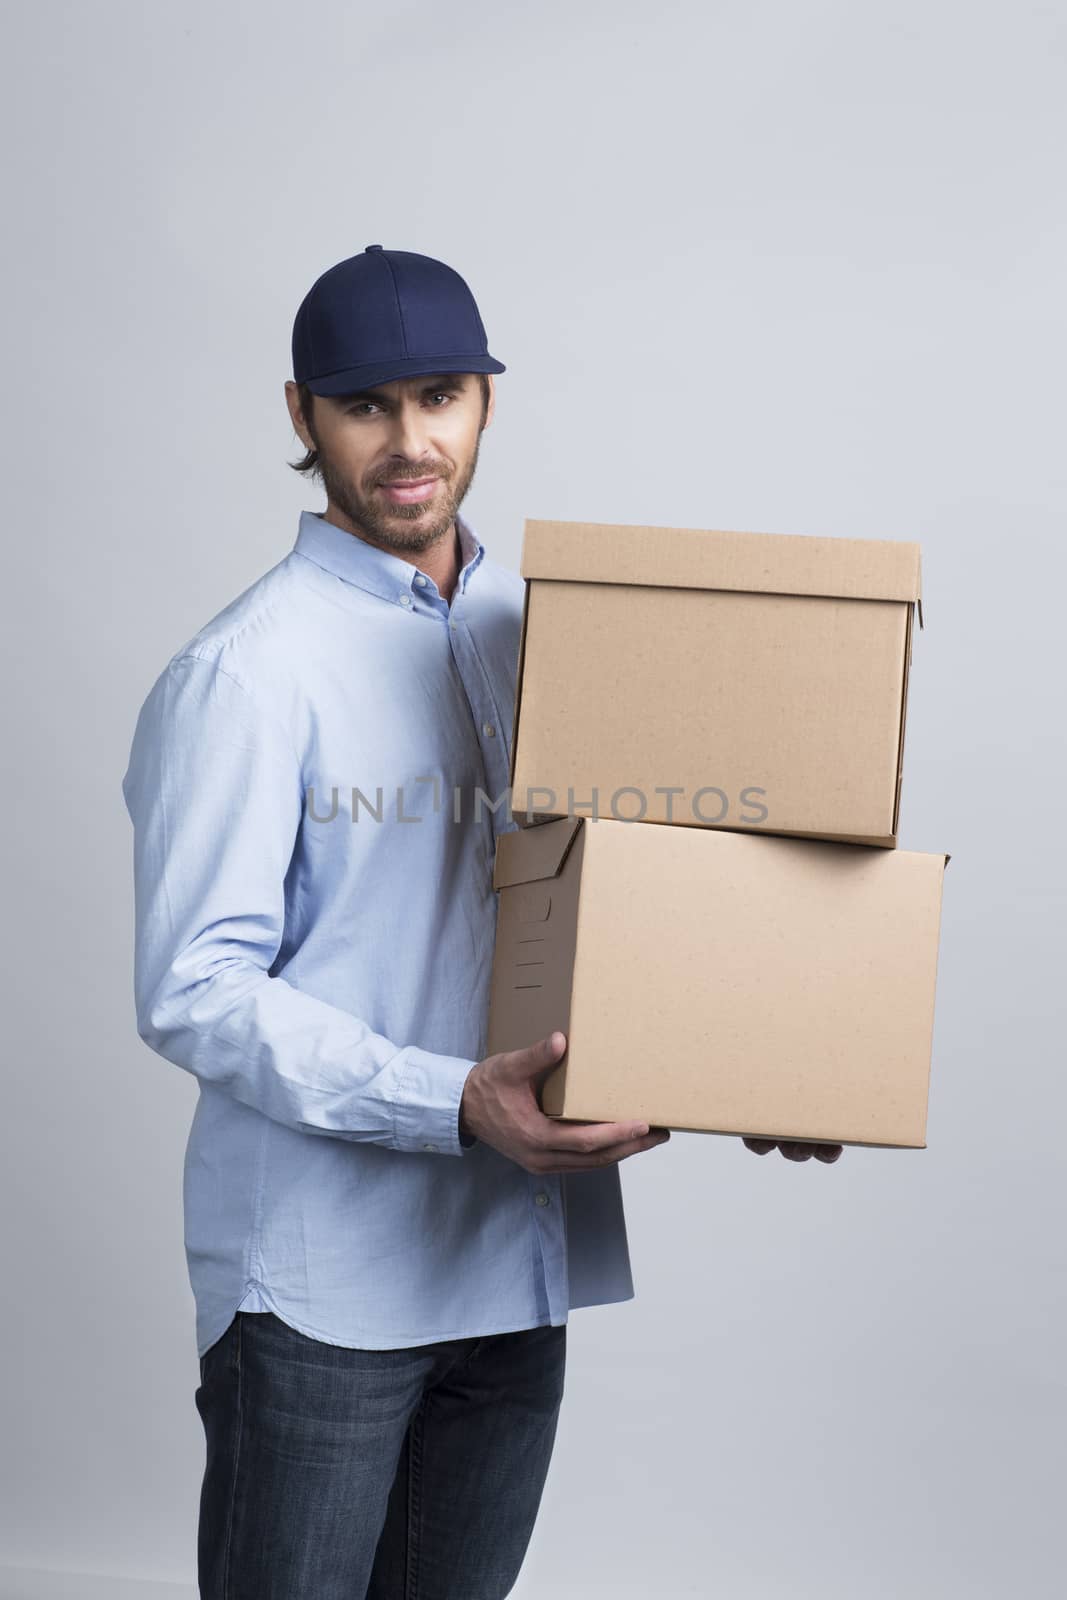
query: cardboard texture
[
  {"left": 488, "top": 817, "right": 947, "bottom": 1148},
  {"left": 509, "top": 519, "right": 923, "bottom": 847}
]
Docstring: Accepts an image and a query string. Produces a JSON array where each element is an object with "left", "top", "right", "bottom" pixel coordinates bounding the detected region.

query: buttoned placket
[
  {"left": 398, "top": 563, "right": 512, "bottom": 819},
  {"left": 395, "top": 548, "right": 568, "bottom": 1319},
  {"left": 529, "top": 1173, "right": 567, "bottom": 1321}
]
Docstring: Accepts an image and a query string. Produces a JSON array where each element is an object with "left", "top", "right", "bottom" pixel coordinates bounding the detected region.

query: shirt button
[
  {"left": 448, "top": 617, "right": 458, "bottom": 629},
  {"left": 414, "top": 574, "right": 427, "bottom": 586},
  {"left": 399, "top": 593, "right": 412, "bottom": 607},
  {"left": 482, "top": 722, "right": 496, "bottom": 738},
  {"left": 423, "top": 1142, "right": 439, "bottom": 1152},
  {"left": 534, "top": 1191, "right": 550, "bottom": 1206}
]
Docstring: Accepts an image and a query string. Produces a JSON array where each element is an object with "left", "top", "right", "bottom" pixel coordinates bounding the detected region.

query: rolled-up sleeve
[{"left": 121, "top": 654, "right": 476, "bottom": 1156}]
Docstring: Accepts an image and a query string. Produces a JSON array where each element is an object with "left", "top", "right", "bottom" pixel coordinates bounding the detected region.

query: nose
[{"left": 387, "top": 397, "right": 434, "bottom": 465}]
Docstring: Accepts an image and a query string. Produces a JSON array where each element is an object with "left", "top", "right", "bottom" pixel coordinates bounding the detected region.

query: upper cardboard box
[{"left": 509, "top": 519, "right": 923, "bottom": 847}]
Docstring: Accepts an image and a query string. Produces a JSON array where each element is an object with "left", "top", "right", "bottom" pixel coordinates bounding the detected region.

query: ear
[
  {"left": 285, "top": 380, "right": 315, "bottom": 451},
  {"left": 482, "top": 374, "right": 496, "bottom": 430}
]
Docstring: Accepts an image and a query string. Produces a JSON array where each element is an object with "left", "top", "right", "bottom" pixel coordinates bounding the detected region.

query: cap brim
[{"left": 304, "top": 354, "right": 506, "bottom": 397}]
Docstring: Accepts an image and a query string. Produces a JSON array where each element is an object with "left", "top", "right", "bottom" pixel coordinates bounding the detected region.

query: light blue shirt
[{"left": 121, "top": 508, "right": 634, "bottom": 1357}]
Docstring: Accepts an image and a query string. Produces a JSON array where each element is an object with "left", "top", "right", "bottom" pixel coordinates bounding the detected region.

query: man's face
[{"left": 284, "top": 372, "right": 493, "bottom": 556}]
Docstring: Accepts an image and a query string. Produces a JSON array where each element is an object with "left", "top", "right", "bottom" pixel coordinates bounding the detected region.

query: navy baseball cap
[{"left": 292, "top": 244, "right": 506, "bottom": 397}]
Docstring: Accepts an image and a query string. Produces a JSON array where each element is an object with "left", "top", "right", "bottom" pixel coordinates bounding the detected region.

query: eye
[{"left": 346, "top": 391, "right": 456, "bottom": 416}]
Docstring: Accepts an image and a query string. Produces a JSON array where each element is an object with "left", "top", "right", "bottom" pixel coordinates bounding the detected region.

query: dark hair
[{"left": 289, "top": 373, "right": 491, "bottom": 478}]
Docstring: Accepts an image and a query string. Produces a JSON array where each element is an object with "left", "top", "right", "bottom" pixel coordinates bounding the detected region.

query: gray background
[{"left": 2, "top": 0, "right": 1064, "bottom": 1595}]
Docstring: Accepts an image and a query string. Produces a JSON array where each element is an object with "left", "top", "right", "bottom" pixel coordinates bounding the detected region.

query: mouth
[{"left": 378, "top": 477, "right": 441, "bottom": 506}]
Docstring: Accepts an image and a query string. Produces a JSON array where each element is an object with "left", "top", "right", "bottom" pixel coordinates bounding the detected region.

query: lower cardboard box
[{"left": 487, "top": 816, "right": 949, "bottom": 1149}]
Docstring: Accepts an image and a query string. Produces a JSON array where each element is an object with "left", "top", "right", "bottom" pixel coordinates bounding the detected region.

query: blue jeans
[{"left": 195, "top": 1309, "right": 568, "bottom": 1599}]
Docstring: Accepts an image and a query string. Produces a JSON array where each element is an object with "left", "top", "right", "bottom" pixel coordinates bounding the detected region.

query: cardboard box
[
  {"left": 487, "top": 817, "right": 948, "bottom": 1148},
  {"left": 509, "top": 519, "right": 923, "bottom": 847}
]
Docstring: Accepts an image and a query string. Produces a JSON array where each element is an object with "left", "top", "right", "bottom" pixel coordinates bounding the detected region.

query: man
[{"left": 121, "top": 244, "right": 840, "bottom": 1599}]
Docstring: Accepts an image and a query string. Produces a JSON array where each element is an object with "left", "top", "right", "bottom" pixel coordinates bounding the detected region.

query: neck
[{"left": 322, "top": 505, "right": 462, "bottom": 605}]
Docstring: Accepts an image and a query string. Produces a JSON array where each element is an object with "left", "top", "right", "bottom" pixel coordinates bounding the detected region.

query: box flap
[
  {"left": 522, "top": 519, "right": 922, "bottom": 606},
  {"left": 493, "top": 816, "right": 584, "bottom": 891}
]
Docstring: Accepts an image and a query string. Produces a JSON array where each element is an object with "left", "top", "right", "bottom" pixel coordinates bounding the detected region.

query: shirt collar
[{"left": 292, "top": 508, "right": 485, "bottom": 604}]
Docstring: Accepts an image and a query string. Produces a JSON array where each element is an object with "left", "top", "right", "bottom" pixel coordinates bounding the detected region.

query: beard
[{"left": 314, "top": 429, "right": 483, "bottom": 556}]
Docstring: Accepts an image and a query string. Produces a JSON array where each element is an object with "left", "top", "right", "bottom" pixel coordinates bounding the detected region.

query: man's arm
[{"left": 121, "top": 653, "right": 476, "bottom": 1156}]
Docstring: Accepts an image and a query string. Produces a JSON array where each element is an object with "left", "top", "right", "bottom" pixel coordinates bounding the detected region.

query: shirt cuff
[{"left": 392, "top": 1047, "right": 479, "bottom": 1157}]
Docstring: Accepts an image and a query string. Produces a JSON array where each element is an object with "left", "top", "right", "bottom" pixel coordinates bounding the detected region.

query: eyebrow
[{"left": 337, "top": 375, "right": 468, "bottom": 404}]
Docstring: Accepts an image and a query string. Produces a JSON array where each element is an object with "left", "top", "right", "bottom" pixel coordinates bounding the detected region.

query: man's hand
[
  {"left": 742, "top": 1136, "right": 843, "bottom": 1163},
  {"left": 460, "top": 1030, "right": 671, "bottom": 1173}
]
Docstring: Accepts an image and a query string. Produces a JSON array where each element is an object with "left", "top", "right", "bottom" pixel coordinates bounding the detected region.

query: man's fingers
[
  {"left": 781, "top": 1141, "right": 842, "bottom": 1162},
  {"left": 544, "top": 1116, "right": 656, "bottom": 1155},
  {"left": 745, "top": 1136, "right": 844, "bottom": 1161},
  {"left": 510, "top": 1030, "right": 568, "bottom": 1079},
  {"left": 531, "top": 1127, "right": 670, "bottom": 1170},
  {"left": 505, "top": 1036, "right": 668, "bottom": 1161}
]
